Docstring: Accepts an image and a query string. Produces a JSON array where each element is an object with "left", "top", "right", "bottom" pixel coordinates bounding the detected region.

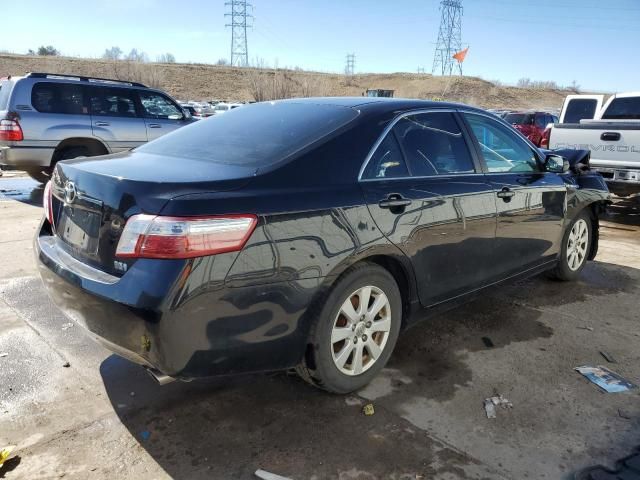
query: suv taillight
[
  {"left": 43, "top": 181, "right": 54, "bottom": 225},
  {"left": 0, "top": 119, "right": 23, "bottom": 141},
  {"left": 116, "top": 214, "right": 257, "bottom": 259}
]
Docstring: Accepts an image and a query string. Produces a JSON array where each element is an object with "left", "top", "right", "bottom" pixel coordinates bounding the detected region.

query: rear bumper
[
  {"left": 35, "top": 226, "right": 320, "bottom": 379},
  {"left": 592, "top": 166, "right": 640, "bottom": 195},
  {"left": 0, "top": 145, "right": 54, "bottom": 169}
]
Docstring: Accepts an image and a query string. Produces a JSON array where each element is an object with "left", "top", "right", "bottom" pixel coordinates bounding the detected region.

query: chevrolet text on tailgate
[
  {"left": 35, "top": 98, "right": 609, "bottom": 394},
  {"left": 549, "top": 92, "right": 640, "bottom": 196}
]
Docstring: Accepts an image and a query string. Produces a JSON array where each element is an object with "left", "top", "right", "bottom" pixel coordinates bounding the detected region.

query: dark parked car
[
  {"left": 36, "top": 98, "right": 609, "bottom": 393},
  {"left": 504, "top": 111, "right": 558, "bottom": 147}
]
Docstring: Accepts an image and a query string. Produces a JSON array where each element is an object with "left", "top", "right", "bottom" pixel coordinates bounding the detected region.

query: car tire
[
  {"left": 550, "top": 210, "right": 592, "bottom": 281},
  {"left": 26, "top": 168, "right": 53, "bottom": 184},
  {"left": 296, "top": 263, "right": 402, "bottom": 394}
]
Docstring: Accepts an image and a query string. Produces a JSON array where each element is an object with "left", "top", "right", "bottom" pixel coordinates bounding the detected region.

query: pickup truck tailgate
[{"left": 550, "top": 122, "right": 640, "bottom": 168}]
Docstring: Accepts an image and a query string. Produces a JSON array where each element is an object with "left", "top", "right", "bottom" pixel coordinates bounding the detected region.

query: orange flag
[{"left": 453, "top": 47, "right": 469, "bottom": 63}]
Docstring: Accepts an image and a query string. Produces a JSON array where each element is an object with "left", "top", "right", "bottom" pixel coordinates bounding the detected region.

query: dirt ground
[
  {"left": 0, "top": 173, "right": 639, "bottom": 479},
  {"left": 0, "top": 53, "right": 572, "bottom": 110}
]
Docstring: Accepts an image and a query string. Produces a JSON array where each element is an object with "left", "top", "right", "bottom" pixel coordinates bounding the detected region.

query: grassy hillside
[{"left": 0, "top": 54, "right": 571, "bottom": 110}]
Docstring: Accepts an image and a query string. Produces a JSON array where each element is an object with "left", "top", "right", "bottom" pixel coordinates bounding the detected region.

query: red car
[{"left": 504, "top": 111, "right": 558, "bottom": 147}]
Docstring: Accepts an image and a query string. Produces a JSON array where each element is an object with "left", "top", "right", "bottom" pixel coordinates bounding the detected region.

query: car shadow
[
  {"left": 95, "top": 263, "right": 640, "bottom": 478},
  {"left": 0, "top": 177, "right": 43, "bottom": 206}
]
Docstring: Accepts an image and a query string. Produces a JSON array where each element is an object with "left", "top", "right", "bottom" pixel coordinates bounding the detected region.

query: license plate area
[{"left": 58, "top": 205, "right": 101, "bottom": 254}]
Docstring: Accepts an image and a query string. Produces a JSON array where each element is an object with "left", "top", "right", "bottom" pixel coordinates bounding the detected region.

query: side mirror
[
  {"left": 170, "top": 112, "right": 187, "bottom": 121},
  {"left": 544, "top": 154, "right": 569, "bottom": 173}
]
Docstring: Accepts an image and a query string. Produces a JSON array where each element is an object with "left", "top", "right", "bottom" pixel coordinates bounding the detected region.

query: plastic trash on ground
[
  {"left": 575, "top": 365, "right": 637, "bottom": 393},
  {"left": 255, "top": 469, "right": 293, "bottom": 480},
  {"left": 483, "top": 395, "right": 513, "bottom": 419},
  {"left": 0, "top": 445, "right": 16, "bottom": 468}
]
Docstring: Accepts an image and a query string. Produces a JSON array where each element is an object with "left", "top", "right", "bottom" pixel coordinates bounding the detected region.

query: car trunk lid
[{"left": 50, "top": 151, "right": 256, "bottom": 276}]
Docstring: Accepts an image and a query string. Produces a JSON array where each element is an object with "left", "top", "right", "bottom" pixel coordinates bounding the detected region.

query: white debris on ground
[{"left": 483, "top": 395, "right": 513, "bottom": 419}]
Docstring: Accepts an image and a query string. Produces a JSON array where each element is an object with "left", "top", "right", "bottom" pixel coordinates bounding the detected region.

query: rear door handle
[
  {"left": 378, "top": 194, "right": 412, "bottom": 209},
  {"left": 600, "top": 132, "right": 620, "bottom": 141},
  {"left": 496, "top": 187, "right": 516, "bottom": 199},
  {"left": 148, "top": 123, "right": 162, "bottom": 128},
  {"left": 94, "top": 121, "right": 110, "bottom": 127}
]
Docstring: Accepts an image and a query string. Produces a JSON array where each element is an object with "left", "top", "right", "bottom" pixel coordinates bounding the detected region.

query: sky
[{"left": 1, "top": 0, "right": 639, "bottom": 92}]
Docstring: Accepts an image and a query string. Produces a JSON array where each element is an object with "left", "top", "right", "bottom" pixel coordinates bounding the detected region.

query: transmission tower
[
  {"left": 345, "top": 53, "right": 356, "bottom": 76},
  {"left": 225, "top": 0, "right": 253, "bottom": 67},
  {"left": 432, "top": 0, "right": 463, "bottom": 76}
]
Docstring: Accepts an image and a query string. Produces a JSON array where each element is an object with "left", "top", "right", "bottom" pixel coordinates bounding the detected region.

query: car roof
[{"left": 274, "top": 96, "right": 488, "bottom": 114}]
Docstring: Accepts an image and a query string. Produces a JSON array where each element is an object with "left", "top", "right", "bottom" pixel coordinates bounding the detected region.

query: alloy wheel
[
  {"left": 330, "top": 286, "right": 391, "bottom": 376},
  {"left": 567, "top": 219, "right": 588, "bottom": 271}
]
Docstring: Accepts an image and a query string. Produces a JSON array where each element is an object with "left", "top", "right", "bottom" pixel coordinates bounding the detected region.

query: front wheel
[
  {"left": 550, "top": 211, "right": 592, "bottom": 281},
  {"left": 296, "top": 263, "right": 402, "bottom": 393}
]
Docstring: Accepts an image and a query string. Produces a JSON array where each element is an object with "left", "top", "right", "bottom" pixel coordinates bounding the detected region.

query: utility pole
[
  {"left": 225, "top": 0, "right": 253, "bottom": 67},
  {"left": 432, "top": 0, "right": 463, "bottom": 76},
  {"left": 345, "top": 53, "right": 356, "bottom": 76}
]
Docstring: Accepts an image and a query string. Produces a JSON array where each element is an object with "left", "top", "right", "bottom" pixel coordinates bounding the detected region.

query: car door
[
  {"left": 88, "top": 86, "right": 147, "bottom": 152},
  {"left": 359, "top": 110, "right": 498, "bottom": 306},
  {"left": 137, "top": 90, "right": 187, "bottom": 141},
  {"left": 461, "top": 112, "right": 566, "bottom": 278}
]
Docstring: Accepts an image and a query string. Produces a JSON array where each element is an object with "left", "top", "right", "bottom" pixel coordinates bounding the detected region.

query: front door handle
[
  {"left": 496, "top": 187, "right": 516, "bottom": 201},
  {"left": 378, "top": 194, "right": 412, "bottom": 210},
  {"left": 94, "top": 121, "right": 110, "bottom": 127},
  {"left": 148, "top": 123, "right": 162, "bottom": 128}
]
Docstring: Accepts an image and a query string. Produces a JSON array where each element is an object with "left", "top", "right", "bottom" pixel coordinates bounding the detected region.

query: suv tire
[{"left": 296, "top": 263, "right": 402, "bottom": 393}]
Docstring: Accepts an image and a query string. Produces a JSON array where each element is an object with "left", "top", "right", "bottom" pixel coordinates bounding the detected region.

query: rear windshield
[
  {"left": 137, "top": 102, "right": 359, "bottom": 167},
  {"left": 602, "top": 97, "right": 640, "bottom": 120},
  {"left": 504, "top": 113, "right": 534, "bottom": 125},
  {"left": 564, "top": 99, "right": 598, "bottom": 123},
  {"left": 0, "top": 80, "right": 14, "bottom": 110}
]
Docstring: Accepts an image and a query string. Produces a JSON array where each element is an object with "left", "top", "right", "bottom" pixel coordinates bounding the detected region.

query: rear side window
[
  {"left": 0, "top": 81, "right": 14, "bottom": 110},
  {"left": 137, "top": 102, "right": 359, "bottom": 168},
  {"left": 602, "top": 97, "right": 640, "bottom": 120},
  {"left": 563, "top": 99, "right": 598, "bottom": 123},
  {"left": 504, "top": 113, "right": 534, "bottom": 125},
  {"left": 362, "top": 132, "right": 409, "bottom": 179},
  {"left": 535, "top": 114, "right": 547, "bottom": 128},
  {"left": 393, "top": 112, "right": 475, "bottom": 176},
  {"left": 31, "top": 82, "right": 87, "bottom": 115},
  {"left": 88, "top": 87, "right": 138, "bottom": 117},
  {"left": 139, "top": 91, "right": 182, "bottom": 119}
]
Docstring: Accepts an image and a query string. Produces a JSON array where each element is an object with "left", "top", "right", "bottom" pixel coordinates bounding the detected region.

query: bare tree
[
  {"left": 215, "top": 58, "right": 229, "bottom": 66},
  {"left": 156, "top": 53, "right": 176, "bottom": 63},
  {"left": 125, "top": 48, "right": 148, "bottom": 63},
  {"left": 37, "top": 45, "right": 59, "bottom": 56},
  {"left": 103, "top": 46, "right": 123, "bottom": 61}
]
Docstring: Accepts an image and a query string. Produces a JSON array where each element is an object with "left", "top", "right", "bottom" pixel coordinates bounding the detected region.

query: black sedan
[{"left": 36, "top": 98, "right": 609, "bottom": 393}]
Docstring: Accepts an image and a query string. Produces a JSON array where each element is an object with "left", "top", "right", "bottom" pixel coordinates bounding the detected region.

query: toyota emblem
[{"left": 63, "top": 181, "right": 77, "bottom": 204}]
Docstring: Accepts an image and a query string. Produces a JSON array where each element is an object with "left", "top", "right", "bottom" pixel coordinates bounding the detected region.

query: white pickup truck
[{"left": 549, "top": 92, "right": 640, "bottom": 196}]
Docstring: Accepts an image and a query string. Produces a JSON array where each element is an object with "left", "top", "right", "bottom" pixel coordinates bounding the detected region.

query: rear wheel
[
  {"left": 26, "top": 168, "right": 53, "bottom": 184},
  {"left": 296, "top": 263, "right": 402, "bottom": 393},
  {"left": 550, "top": 210, "right": 592, "bottom": 281}
]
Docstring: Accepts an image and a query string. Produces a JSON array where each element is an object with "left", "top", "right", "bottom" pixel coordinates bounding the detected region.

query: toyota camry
[{"left": 36, "top": 98, "right": 609, "bottom": 393}]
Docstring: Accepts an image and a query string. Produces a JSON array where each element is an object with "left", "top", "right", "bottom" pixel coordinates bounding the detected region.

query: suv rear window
[
  {"left": 504, "top": 113, "right": 534, "bottom": 125},
  {"left": 602, "top": 97, "right": 640, "bottom": 120},
  {"left": 563, "top": 99, "right": 598, "bottom": 123},
  {"left": 137, "top": 102, "right": 359, "bottom": 168},
  {"left": 0, "top": 80, "right": 14, "bottom": 110},
  {"left": 32, "top": 82, "right": 87, "bottom": 115}
]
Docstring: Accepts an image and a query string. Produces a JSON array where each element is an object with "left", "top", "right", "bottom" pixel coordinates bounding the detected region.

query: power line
[
  {"left": 345, "top": 53, "right": 356, "bottom": 76},
  {"left": 225, "top": 0, "right": 253, "bottom": 67},
  {"left": 432, "top": 0, "right": 464, "bottom": 76}
]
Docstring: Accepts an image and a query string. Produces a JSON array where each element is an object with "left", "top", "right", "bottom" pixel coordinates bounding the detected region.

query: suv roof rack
[{"left": 25, "top": 72, "right": 147, "bottom": 88}]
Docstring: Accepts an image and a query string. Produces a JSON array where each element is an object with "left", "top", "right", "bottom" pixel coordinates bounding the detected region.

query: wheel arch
[{"left": 52, "top": 137, "right": 110, "bottom": 163}]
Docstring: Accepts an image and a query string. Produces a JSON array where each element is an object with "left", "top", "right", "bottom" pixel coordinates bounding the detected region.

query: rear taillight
[
  {"left": 540, "top": 128, "right": 551, "bottom": 149},
  {"left": 116, "top": 214, "right": 257, "bottom": 259},
  {"left": 43, "top": 181, "right": 54, "bottom": 225},
  {"left": 0, "top": 119, "right": 23, "bottom": 141}
]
